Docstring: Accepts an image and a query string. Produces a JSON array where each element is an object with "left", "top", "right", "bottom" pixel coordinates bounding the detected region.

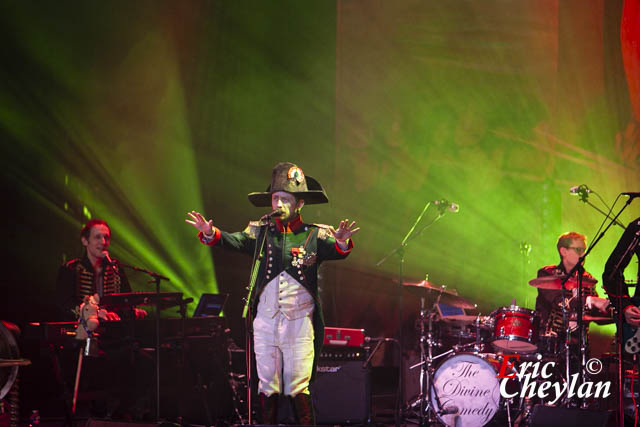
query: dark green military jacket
[{"left": 199, "top": 215, "right": 353, "bottom": 380}]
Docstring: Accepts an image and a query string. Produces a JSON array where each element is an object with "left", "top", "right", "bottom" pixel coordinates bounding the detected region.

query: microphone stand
[
  {"left": 565, "top": 196, "right": 634, "bottom": 423},
  {"left": 605, "top": 215, "right": 640, "bottom": 427},
  {"left": 241, "top": 219, "right": 270, "bottom": 425},
  {"left": 376, "top": 202, "right": 450, "bottom": 427},
  {"left": 118, "top": 262, "right": 170, "bottom": 422},
  {"left": 575, "top": 190, "right": 626, "bottom": 230}
]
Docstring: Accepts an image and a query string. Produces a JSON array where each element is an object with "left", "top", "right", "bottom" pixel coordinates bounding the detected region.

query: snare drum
[
  {"left": 491, "top": 306, "right": 540, "bottom": 353},
  {"left": 430, "top": 353, "right": 501, "bottom": 427}
]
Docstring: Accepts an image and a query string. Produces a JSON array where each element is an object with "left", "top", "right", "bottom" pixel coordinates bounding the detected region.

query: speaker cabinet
[
  {"left": 529, "top": 405, "right": 611, "bottom": 427},
  {"left": 312, "top": 360, "right": 370, "bottom": 424}
]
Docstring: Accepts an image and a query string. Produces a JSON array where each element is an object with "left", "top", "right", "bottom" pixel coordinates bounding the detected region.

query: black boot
[
  {"left": 259, "top": 393, "right": 279, "bottom": 424},
  {"left": 292, "top": 393, "right": 315, "bottom": 426}
]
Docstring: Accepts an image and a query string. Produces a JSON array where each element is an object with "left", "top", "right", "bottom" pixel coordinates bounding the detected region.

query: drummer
[{"left": 535, "top": 231, "right": 609, "bottom": 335}]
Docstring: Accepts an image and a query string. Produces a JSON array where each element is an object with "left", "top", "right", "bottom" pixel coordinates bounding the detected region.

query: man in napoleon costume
[{"left": 186, "top": 162, "right": 359, "bottom": 425}]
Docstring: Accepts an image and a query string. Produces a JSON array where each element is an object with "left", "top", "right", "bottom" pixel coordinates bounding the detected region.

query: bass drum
[{"left": 430, "top": 353, "right": 501, "bottom": 427}]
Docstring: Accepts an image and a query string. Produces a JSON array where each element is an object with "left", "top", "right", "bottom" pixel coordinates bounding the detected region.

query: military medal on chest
[{"left": 291, "top": 246, "right": 317, "bottom": 267}]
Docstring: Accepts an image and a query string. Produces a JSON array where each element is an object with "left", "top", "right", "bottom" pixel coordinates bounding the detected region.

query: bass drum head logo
[{"left": 430, "top": 353, "right": 500, "bottom": 427}]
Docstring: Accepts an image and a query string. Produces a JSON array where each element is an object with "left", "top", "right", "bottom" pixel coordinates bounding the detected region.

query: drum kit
[{"left": 402, "top": 275, "right": 613, "bottom": 427}]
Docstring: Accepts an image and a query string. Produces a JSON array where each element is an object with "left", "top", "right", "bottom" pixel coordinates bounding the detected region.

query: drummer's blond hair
[{"left": 556, "top": 231, "right": 586, "bottom": 255}]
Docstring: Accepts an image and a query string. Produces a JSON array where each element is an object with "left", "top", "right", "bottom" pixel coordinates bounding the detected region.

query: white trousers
[{"left": 253, "top": 311, "right": 315, "bottom": 396}]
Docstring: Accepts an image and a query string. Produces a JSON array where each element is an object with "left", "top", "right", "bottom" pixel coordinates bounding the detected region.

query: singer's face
[
  {"left": 272, "top": 191, "right": 304, "bottom": 221},
  {"left": 81, "top": 224, "right": 111, "bottom": 260}
]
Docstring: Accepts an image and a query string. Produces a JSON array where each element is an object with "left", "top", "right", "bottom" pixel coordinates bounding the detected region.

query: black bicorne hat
[{"left": 247, "top": 162, "right": 329, "bottom": 207}]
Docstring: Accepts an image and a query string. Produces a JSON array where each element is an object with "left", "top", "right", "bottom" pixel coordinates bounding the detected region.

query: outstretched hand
[
  {"left": 185, "top": 211, "right": 214, "bottom": 236},
  {"left": 330, "top": 219, "right": 360, "bottom": 242}
]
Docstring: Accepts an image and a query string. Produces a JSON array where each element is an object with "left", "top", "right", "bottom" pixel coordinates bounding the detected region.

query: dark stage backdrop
[{"left": 1, "top": 1, "right": 639, "bottom": 351}]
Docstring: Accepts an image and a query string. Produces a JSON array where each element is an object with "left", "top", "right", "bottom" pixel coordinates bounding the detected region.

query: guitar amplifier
[
  {"left": 313, "top": 359, "right": 370, "bottom": 424},
  {"left": 314, "top": 326, "right": 370, "bottom": 424}
]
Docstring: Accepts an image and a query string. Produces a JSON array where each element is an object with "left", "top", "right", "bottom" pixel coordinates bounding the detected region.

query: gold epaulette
[
  {"left": 243, "top": 221, "right": 262, "bottom": 239},
  {"left": 313, "top": 224, "right": 332, "bottom": 240}
]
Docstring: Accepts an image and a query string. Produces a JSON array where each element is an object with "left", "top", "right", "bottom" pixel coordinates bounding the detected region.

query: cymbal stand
[
  {"left": 571, "top": 193, "right": 635, "bottom": 422},
  {"left": 416, "top": 293, "right": 445, "bottom": 427},
  {"left": 474, "top": 314, "right": 484, "bottom": 353}
]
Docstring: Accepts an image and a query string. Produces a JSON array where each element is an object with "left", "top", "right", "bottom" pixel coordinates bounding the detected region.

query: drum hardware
[
  {"left": 472, "top": 315, "right": 489, "bottom": 353},
  {"left": 504, "top": 397, "right": 514, "bottom": 427},
  {"left": 397, "top": 275, "right": 480, "bottom": 425},
  {"left": 408, "top": 347, "right": 453, "bottom": 370},
  {"left": 558, "top": 271, "right": 588, "bottom": 407},
  {"left": 451, "top": 342, "right": 476, "bottom": 353},
  {"left": 537, "top": 333, "right": 560, "bottom": 357},
  {"left": 407, "top": 307, "right": 496, "bottom": 426},
  {"left": 513, "top": 396, "right": 534, "bottom": 426},
  {"left": 416, "top": 293, "right": 439, "bottom": 427},
  {"left": 531, "top": 198, "right": 628, "bottom": 411},
  {"left": 403, "top": 289, "right": 470, "bottom": 426},
  {"left": 528, "top": 270, "right": 611, "bottom": 408}
]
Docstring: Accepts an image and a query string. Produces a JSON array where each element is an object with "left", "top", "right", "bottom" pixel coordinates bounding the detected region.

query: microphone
[
  {"left": 569, "top": 184, "right": 591, "bottom": 195},
  {"left": 438, "top": 406, "right": 459, "bottom": 416},
  {"left": 622, "top": 192, "right": 640, "bottom": 199},
  {"left": 260, "top": 209, "right": 284, "bottom": 220},
  {"left": 102, "top": 251, "right": 115, "bottom": 265},
  {"left": 434, "top": 199, "right": 460, "bottom": 213}
]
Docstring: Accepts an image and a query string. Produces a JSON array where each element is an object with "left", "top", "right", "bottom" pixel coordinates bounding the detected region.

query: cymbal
[
  {"left": 403, "top": 281, "right": 476, "bottom": 309},
  {"left": 403, "top": 280, "right": 457, "bottom": 295},
  {"left": 528, "top": 275, "right": 597, "bottom": 290}
]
